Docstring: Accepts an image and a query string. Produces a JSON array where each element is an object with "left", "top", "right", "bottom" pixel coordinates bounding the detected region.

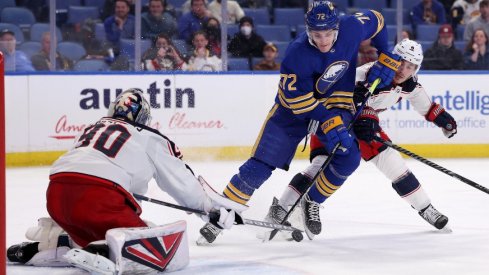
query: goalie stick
[
  {"left": 373, "top": 137, "right": 489, "bottom": 195},
  {"left": 133, "top": 193, "right": 301, "bottom": 231},
  {"left": 268, "top": 79, "right": 381, "bottom": 241}
]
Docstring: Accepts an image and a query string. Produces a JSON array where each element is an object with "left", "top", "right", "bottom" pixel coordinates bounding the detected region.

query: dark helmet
[{"left": 305, "top": 1, "right": 340, "bottom": 32}]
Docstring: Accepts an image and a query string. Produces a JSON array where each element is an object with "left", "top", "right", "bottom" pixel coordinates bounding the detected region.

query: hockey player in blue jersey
[{"left": 198, "top": 1, "right": 402, "bottom": 244}]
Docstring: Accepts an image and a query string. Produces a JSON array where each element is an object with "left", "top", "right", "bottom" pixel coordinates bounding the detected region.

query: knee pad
[
  {"left": 237, "top": 158, "right": 274, "bottom": 190},
  {"left": 392, "top": 172, "right": 421, "bottom": 197},
  {"left": 289, "top": 173, "right": 313, "bottom": 195},
  {"left": 106, "top": 220, "right": 188, "bottom": 273}
]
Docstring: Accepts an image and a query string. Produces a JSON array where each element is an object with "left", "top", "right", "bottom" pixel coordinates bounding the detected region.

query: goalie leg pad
[
  {"left": 25, "top": 217, "right": 66, "bottom": 251},
  {"left": 106, "top": 220, "right": 189, "bottom": 274}
]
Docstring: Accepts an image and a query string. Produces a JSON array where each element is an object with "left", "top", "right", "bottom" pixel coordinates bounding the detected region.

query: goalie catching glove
[{"left": 425, "top": 102, "right": 457, "bottom": 138}]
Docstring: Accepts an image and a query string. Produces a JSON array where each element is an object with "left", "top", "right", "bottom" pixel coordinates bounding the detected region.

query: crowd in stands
[{"left": 0, "top": 0, "right": 488, "bottom": 72}]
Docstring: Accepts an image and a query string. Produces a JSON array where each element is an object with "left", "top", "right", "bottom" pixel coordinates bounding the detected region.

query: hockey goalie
[{"left": 7, "top": 88, "right": 246, "bottom": 274}]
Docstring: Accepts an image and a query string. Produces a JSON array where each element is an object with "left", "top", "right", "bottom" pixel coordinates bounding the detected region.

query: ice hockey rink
[{"left": 6, "top": 158, "right": 489, "bottom": 274}]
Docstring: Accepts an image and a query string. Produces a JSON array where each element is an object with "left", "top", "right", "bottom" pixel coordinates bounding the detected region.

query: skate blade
[
  {"left": 256, "top": 230, "right": 296, "bottom": 242},
  {"left": 439, "top": 225, "right": 453, "bottom": 233},
  {"left": 196, "top": 236, "right": 212, "bottom": 246}
]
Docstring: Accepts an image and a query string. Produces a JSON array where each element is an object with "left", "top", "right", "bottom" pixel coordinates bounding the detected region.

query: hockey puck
[{"left": 291, "top": 230, "right": 303, "bottom": 242}]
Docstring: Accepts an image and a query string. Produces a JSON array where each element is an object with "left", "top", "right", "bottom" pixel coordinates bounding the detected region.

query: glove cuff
[
  {"left": 321, "top": 115, "right": 343, "bottom": 134},
  {"left": 425, "top": 102, "right": 444, "bottom": 122},
  {"left": 378, "top": 52, "right": 401, "bottom": 71},
  {"left": 359, "top": 107, "right": 379, "bottom": 122}
]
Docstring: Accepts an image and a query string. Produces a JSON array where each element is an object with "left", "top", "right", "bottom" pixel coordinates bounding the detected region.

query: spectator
[
  {"left": 463, "top": 28, "right": 489, "bottom": 68},
  {"left": 451, "top": 0, "right": 481, "bottom": 26},
  {"left": 253, "top": 42, "right": 280, "bottom": 70},
  {"left": 423, "top": 24, "right": 464, "bottom": 69},
  {"left": 357, "top": 39, "right": 378, "bottom": 66},
  {"left": 101, "top": 0, "right": 136, "bottom": 20},
  {"left": 203, "top": 17, "right": 222, "bottom": 57},
  {"left": 31, "top": 32, "right": 73, "bottom": 71},
  {"left": 238, "top": 0, "right": 271, "bottom": 9},
  {"left": 81, "top": 19, "right": 130, "bottom": 71},
  {"left": 411, "top": 0, "right": 447, "bottom": 25},
  {"left": 178, "top": 0, "right": 211, "bottom": 44},
  {"left": 395, "top": 29, "right": 415, "bottom": 43},
  {"left": 104, "top": 0, "right": 135, "bottom": 48},
  {"left": 0, "top": 29, "right": 35, "bottom": 72},
  {"left": 464, "top": 0, "right": 489, "bottom": 40},
  {"left": 208, "top": 0, "right": 245, "bottom": 24},
  {"left": 142, "top": 0, "right": 178, "bottom": 40},
  {"left": 187, "top": 31, "right": 222, "bottom": 71},
  {"left": 228, "top": 16, "right": 266, "bottom": 58},
  {"left": 142, "top": 33, "right": 187, "bottom": 71}
]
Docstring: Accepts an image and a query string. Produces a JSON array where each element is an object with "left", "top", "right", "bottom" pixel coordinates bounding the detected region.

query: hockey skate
[
  {"left": 64, "top": 248, "right": 115, "bottom": 275},
  {"left": 300, "top": 194, "right": 322, "bottom": 240},
  {"left": 418, "top": 204, "right": 450, "bottom": 231},
  {"left": 196, "top": 222, "right": 222, "bottom": 245},
  {"left": 7, "top": 242, "right": 40, "bottom": 264},
  {"left": 256, "top": 197, "right": 303, "bottom": 242}
]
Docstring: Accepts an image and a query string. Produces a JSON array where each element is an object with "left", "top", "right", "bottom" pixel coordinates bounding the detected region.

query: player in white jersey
[
  {"left": 267, "top": 39, "right": 457, "bottom": 239},
  {"left": 7, "top": 88, "right": 245, "bottom": 273}
]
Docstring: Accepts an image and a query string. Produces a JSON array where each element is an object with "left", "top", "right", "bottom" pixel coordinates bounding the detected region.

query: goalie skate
[{"left": 418, "top": 204, "right": 450, "bottom": 231}]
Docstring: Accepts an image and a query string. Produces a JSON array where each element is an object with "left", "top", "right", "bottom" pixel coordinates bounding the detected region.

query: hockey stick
[
  {"left": 268, "top": 79, "right": 381, "bottom": 241},
  {"left": 373, "top": 137, "right": 489, "bottom": 195},
  {"left": 133, "top": 193, "right": 301, "bottom": 231}
]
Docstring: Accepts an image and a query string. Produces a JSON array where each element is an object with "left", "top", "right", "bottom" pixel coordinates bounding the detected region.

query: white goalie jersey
[
  {"left": 356, "top": 62, "right": 433, "bottom": 115},
  {"left": 50, "top": 117, "right": 209, "bottom": 212}
]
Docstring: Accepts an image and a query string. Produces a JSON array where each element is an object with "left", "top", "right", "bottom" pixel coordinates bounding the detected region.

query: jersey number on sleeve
[
  {"left": 76, "top": 123, "right": 131, "bottom": 158},
  {"left": 354, "top": 12, "right": 370, "bottom": 24},
  {"left": 279, "top": 74, "right": 297, "bottom": 91}
]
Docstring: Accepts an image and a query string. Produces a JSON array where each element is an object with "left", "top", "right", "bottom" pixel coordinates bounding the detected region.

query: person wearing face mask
[
  {"left": 270, "top": 39, "right": 456, "bottom": 241},
  {"left": 197, "top": 1, "right": 400, "bottom": 244},
  {"left": 423, "top": 24, "right": 464, "bottom": 70},
  {"left": 228, "top": 16, "right": 266, "bottom": 58},
  {"left": 203, "top": 17, "right": 222, "bottom": 57}
]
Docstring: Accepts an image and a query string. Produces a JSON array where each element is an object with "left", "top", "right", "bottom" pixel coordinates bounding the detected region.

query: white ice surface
[{"left": 7, "top": 158, "right": 489, "bottom": 274}]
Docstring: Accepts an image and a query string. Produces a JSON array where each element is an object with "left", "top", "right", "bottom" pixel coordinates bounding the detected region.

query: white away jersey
[
  {"left": 355, "top": 62, "right": 433, "bottom": 115},
  {"left": 50, "top": 117, "right": 208, "bottom": 212}
]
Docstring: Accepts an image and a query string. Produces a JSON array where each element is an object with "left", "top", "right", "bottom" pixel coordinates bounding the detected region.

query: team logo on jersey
[
  {"left": 316, "top": 61, "right": 349, "bottom": 94},
  {"left": 121, "top": 231, "right": 184, "bottom": 271}
]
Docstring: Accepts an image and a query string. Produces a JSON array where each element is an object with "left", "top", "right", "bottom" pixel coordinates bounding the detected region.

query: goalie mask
[
  {"left": 108, "top": 88, "right": 152, "bottom": 126},
  {"left": 392, "top": 38, "right": 423, "bottom": 75}
]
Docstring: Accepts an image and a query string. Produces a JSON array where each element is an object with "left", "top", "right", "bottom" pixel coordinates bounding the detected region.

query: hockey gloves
[
  {"left": 353, "top": 107, "right": 380, "bottom": 142},
  {"left": 208, "top": 208, "right": 243, "bottom": 229},
  {"left": 320, "top": 114, "right": 353, "bottom": 155},
  {"left": 367, "top": 52, "right": 401, "bottom": 88},
  {"left": 425, "top": 102, "right": 457, "bottom": 138}
]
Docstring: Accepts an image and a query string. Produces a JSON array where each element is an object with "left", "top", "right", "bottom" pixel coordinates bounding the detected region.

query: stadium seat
[
  {"left": 119, "top": 39, "right": 153, "bottom": 60},
  {"left": 382, "top": 8, "right": 411, "bottom": 25},
  {"left": 273, "top": 41, "right": 289, "bottom": 59},
  {"left": 84, "top": 0, "right": 106, "bottom": 12},
  {"left": 418, "top": 40, "right": 433, "bottom": 53},
  {"left": 0, "top": 7, "right": 36, "bottom": 27},
  {"left": 454, "top": 40, "right": 466, "bottom": 52},
  {"left": 243, "top": 8, "right": 270, "bottom": 25},
  {"left": 228, "top": 57, "right": 250, "bottom": 71},
  {"left": 57, "top": 41, "right": 87, "bottom": 61},
  {"left": 227, "top": 24, "right": 239, "bottom": 37},
  {"left": 0, "top": 23, "right": 24, "bottom": 44},
  {"left": 46, "top": 0, "right": 82, "bottom": 11},
  {"left": 30, "top": 23, "right": 63, "bottom": 42},
  {"left": 456, "top": 24, "right": 465, "bottom": 41},
  {"left": 333, "top": 0, "right": 349, "bottom": 13},
  {"left": 173, "top": 39, "right": 189, "bottom": 57},
  {"left": 386, "top": 25, "right": 412, "bottom": 42},
  {"left": 353, "top": 0, "right": 387, "bottom": 11},
  {"left": 391, "top": 0, "right": 419, "bottom": 11},
  {"left": 296, "top": 24, "right": 306, "bottom": 35},
  {"left": 255, "top": 25, "right": 291, "bottom": 42},
  {"left": 273, "top": 8, "right": 303, "bottom": 26},
  {"left": 74, "top": 59, "right": 109, "bottom": 71},
  {"left": 167, "top": 0, "right": 186, "bottom": 8},
  {"left": 416, "top": 24, "right": 441, "bottom": 42},
  {"left": 18, "top": 41, "right": 42, "bottom": 60},
  {"left": 95, "top": 23, "right": 105, "bottom": 41},
  {"left": 67, "top": 6, "right": 100, "bottom": 25},
  {"left": 0, "top": 0, "right": 16, "bottom": 11}
]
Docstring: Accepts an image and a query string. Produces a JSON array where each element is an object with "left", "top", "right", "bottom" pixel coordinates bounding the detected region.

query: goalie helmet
[
  {"left": 392, "top": 38, "right": 423, "bottom": 74},
  {"left": 305, "top": 1, "right": 339, "bottom": 31},
  {"left": 108, "top": 88, "right": 152, "bottom": 126}
]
